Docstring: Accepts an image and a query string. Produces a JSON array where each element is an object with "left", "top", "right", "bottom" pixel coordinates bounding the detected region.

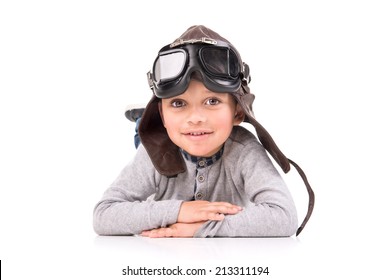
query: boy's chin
[{"left": 183, "top": 147, "right": 221, "bottom": 158}]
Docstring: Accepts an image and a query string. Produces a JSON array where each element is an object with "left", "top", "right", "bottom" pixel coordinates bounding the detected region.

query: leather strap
[{"left": 288, "top": 159, "right": 315, "bottom": 236}]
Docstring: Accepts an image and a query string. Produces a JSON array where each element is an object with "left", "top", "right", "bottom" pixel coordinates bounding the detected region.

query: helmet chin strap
[{"left": 288, "top": 159, "right": 315, "bottom": 236}]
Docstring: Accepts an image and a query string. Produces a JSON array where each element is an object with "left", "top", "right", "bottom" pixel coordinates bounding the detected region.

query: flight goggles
[{"left": 147, "top": 38, "right": 249, "bottom": 98}]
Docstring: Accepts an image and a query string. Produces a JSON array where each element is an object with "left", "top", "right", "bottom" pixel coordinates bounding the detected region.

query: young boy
[{"left": 93, "top": 25, "right": 314, "bottom": 237}]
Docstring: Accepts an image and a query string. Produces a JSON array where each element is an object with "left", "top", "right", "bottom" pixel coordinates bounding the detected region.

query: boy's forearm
[
  {"left": 93, "top": 199, "right": 183, "bottom": 235},
  {"left": 141, "top": 222, "right": 205, "bottom": 238},
  {"left": 194, "top": 203, "right": 298, "bottom": 237}
]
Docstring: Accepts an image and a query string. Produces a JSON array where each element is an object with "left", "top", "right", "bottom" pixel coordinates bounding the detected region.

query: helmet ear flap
[{"left": 139, "top": 96, "right": 186, "bottom": 176}]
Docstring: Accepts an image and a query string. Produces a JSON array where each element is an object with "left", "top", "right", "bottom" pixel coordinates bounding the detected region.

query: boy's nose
[{"left": 187, "top": 106, "right": 207, "bottom": 125}]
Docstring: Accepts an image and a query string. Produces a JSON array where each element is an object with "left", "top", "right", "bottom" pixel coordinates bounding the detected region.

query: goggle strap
[
  {"left": 241, "top": 63, "right": 251, "bottom": 85},
  {"left": 146, "top": 71, "right": 154, "bottom": 90}
]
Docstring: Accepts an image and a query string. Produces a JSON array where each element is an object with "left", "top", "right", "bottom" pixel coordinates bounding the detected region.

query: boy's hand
[
  {"left": 141, "top": 222, "right": 204, "bottom": 238},
  {"left": 140, "top": 201, "right": 242, "bottom": 238},
  {"left": 177, "top": 200, "right": 242, "bottom": 223}
]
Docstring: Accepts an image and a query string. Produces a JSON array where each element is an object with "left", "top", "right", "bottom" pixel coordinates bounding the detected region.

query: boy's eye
[
  {"left": 171, "top": 99, "right": 186, "bottom": 108},
  {"left": 205, "top": 98, "right": 220, "bottom": 106}
]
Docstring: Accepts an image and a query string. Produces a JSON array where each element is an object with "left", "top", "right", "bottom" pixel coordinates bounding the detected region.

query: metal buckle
[{"left": 170, "top": 37, "right": 217, "bottom": 48}]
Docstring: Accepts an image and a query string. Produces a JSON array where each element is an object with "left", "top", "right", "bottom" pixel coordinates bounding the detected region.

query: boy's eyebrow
[
  {"left": 163, "top": 91, "right": 229, "bottom": 102},
  {"left": 204, "top": 92, "right": 229, "bottom": 98},
  {"left": 165, "top": 96, "right": 185, "bottom": 101}
]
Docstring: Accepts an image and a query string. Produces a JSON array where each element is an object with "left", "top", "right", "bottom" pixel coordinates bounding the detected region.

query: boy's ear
[
  {"left": 233, "top": 104, "right": 245, "bottom": 125},
  {"left": 158, "top": 101, "right": 165, "bottom": 126}
]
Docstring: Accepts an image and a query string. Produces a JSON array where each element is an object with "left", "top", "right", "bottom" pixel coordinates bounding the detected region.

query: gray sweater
[{"left": 93, "top": 126, "right": 298, "bottom": 237}]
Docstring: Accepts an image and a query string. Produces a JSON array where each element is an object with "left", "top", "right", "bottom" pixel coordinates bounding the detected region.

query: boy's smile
[{"left": 160, "top": 79, "right": 243, "bottom": 157}]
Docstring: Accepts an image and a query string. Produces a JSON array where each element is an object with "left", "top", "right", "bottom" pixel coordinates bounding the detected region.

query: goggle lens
[
  {"left": 153, "top": 51, "right": 186, "bottom": 83},
  {"left": 200, "top": 47, "right": 239, "bottom": 78}
]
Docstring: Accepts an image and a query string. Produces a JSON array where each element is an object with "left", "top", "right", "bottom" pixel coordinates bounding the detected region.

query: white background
[{"left": 1, "top": 0, "right": 389, "bottom": 279}]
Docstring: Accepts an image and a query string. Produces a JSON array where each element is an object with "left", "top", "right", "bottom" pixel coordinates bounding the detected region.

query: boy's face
[{"left": 160, "top": 79, "right": 243, "bottom": 157}]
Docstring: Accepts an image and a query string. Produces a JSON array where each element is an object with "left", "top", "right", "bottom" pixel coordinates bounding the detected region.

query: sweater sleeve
[
  {"left": 194, "top": 139, "right": 298, "bottom": 237},
  {"left": 93, "top": 145, "right": 183, "bottom": 235}
]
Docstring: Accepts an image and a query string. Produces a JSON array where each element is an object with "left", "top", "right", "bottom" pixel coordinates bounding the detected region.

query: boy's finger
[
  {"left": 207, "top": 213, "right": 225, "bottom": 221},
  {"left": 203, "top": 204, "right": 242, "bottom": 214},
  {"left": 210, "top": 202, "right": 243, "bottom": 211}
]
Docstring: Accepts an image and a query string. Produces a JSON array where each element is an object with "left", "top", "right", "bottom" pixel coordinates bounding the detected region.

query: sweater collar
[{"left": 180, "top": 146, "right": 224, "bottom": 168}]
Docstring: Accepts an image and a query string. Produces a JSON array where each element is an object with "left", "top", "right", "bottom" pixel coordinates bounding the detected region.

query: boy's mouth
[
  {"left": 186, "top": 132, "right": 211, "bottom": 136},
  {"left": 182, "top": 131, "right": 213, "bottom": 138}
]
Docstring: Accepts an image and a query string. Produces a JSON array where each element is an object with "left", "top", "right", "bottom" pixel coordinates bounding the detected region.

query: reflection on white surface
[
  {"left": 91, "top": 236, "right": 309, "bottom": 279},
  {"left": 94, "top": 235, "right": 299, "bottom": 261}
]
